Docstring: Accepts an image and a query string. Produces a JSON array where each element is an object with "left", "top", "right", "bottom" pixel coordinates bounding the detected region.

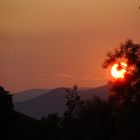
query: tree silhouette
[
  {"left": 64, "top": 85, "right": 84, "bottom": 118},
  {"left": 0, "top": 86, "right": 14, "bottom": 139},
  {"left": 0, "top": 86, "right": 13, "bottom": 111},
  {"left": 40, "top": 113, "right": 62, "bottom": 140},
  {"left": 103, "top": 40, "right": 140, "bottom": 104}
]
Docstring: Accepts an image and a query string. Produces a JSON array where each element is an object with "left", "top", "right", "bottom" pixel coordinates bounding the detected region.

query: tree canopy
[{"left": 103, "top": 40, "right": 140, "bottom": 103}]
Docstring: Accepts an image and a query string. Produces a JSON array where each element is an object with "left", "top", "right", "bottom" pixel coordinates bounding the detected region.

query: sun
[{"left": 111, "top": 62, "right": 127, "bottom": 79}]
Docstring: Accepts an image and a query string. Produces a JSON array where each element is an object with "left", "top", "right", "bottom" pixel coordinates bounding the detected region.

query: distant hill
[
  {"left": 13, "top": 89, "right": 50, "bottom": 102},
  {"left": 14, "top": 85, "right": 109, "bottom": 119},
  {"left": 80, "top": 85, "right": 109, "bottom": 100}
]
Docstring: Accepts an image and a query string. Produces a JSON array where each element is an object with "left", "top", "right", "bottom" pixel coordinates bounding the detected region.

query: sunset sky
[{"left": 0, "top": 0, "right": 140, "bottom": 92}]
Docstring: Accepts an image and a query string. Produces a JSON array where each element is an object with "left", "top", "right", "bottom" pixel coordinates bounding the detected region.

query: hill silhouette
[
  {"left": 14, "top": 85, "right": 109, "bottom": 119},
  {"left": 13, "top": 89, "right": 50, "bottom": 102}
]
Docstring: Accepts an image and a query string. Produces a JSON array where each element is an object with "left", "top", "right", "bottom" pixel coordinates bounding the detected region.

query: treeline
[
  {"left": 38, "top": 86, "right": 140, "bottom": 140},
  {"left": 1, "top": 85, "right": 140, "bottom": 140}
]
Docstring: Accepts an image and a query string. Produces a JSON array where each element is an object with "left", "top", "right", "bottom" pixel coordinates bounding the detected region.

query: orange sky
[{"left": 0, "top": 0, "right": 140, "bottom": 92}]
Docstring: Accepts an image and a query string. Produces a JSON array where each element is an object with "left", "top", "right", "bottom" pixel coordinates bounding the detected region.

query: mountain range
[
  {"left": 14, "top": 85, "right": 109, "bottom": 119},
  {"left": 13, "top": 89, "right": 50, "bottom": 102}
]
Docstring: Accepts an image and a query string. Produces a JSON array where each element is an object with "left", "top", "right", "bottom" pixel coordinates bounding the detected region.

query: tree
[
  {"left": 0, "top": 86, "right": 13, "bottom": 111},
  {"left": 0, "top": 86, "right": 14, "bottom": 139},
  {"left": 103, "top": 40, "right": 140, "bottom": 104},
  {"left": 64, "top": 85, "right": 83, "bottom": 118},
  {"left": 62, "top": 86, "right": 84, "bottom": 140},
  {"left": 40, "top": 113, "right": 62, "bottom": 140}
]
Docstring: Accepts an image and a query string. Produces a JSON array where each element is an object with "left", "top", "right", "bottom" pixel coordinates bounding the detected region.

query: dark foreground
[{"left": 1, "top": 86, "right": 140, "bottom": 140}]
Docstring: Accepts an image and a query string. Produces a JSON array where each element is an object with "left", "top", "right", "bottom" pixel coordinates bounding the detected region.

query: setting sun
[{"left": 111, "top": 62, "right": 127, "bottom": 79}]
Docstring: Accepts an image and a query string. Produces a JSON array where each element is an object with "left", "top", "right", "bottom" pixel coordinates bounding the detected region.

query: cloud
[
  {"left": 37, "top": 72, "right": 106, "bottom": 82},
  {"left": 37, "top": 73, "right": 72, "bottom": 79},
  {"left": 81, "top": 76, "right": 107, "bottom": 82},
  {"left": 54, "top": 73, "right": 72, "bottom": 78}
]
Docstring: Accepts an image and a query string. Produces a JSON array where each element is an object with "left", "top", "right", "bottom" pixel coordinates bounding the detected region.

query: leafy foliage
[
  {"left": 64, "top": 85, "right": 84, "bottom": 118},
  {"left": 103, "top": 40, "right": 140, "bottom": 104}
]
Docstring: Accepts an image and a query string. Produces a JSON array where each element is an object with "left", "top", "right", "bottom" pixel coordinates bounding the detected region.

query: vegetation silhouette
[
  {"left": 0, "top": 86, "right": 40, "bottom": 140},
  {"left": 1, "top": 40, "right": 140, "bottom": 140},
  {"left": 40, "top": 40, "right": 140, "bottom": 140},
  {"left": 0, "top": 86, "right": 14, "bottom": 139},
  {"left": 103, "top": 40, "right": 140, "bottom": 104}
]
